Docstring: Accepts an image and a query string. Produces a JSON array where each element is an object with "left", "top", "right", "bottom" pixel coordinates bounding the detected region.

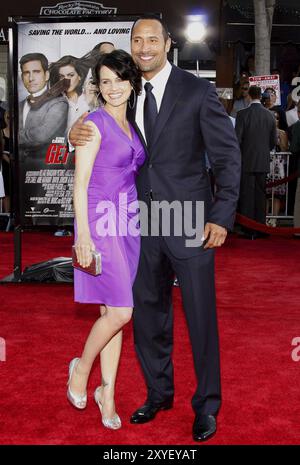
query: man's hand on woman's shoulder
[{"left": 69, "top": 112, "right": 95, "bottom": 147}]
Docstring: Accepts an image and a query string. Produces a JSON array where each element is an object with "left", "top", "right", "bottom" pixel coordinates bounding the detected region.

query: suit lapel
[
  {"left": 150, "top": 66, "right": 183, "bottom": 149},
  {"left": 127, "top": 65, "right": 183, "bottom": 156}
]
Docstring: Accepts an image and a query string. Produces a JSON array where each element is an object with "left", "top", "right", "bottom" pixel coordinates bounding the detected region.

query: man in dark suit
[
  {"left": 69, "top": 15, "right": 241, "bottom": 442},
  {"left": 235, "top": 85, "right": 277, "bottom": 238}
]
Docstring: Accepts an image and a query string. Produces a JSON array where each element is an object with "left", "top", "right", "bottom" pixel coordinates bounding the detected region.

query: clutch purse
[{"left": 72, "top": 245, "right": 102, "bottom": 276}]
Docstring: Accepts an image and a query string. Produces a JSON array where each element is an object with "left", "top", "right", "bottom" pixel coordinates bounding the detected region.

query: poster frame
[{"left": 4, "top": 13, "right": 142, "bottom": 282}]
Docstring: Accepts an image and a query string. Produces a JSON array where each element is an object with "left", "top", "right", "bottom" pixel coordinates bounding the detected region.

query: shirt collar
[
  {"left": 250, "top": 99, "right": 261, "bottom": 105},
  {"left": 142, "top": 61, "right": 172, "bottom": 90},
  {"left": 30, "top": 85, "right": 48, "bottom": 98}
]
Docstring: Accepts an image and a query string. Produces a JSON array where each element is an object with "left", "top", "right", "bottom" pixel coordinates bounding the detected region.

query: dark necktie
[{"left": 143, "top": 82, "right": 158, "bottom": 145}]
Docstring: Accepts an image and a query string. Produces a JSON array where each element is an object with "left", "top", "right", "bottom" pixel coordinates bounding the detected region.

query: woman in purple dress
[{"left": 67, "top": 50, "right": 145, "bottom": 429}]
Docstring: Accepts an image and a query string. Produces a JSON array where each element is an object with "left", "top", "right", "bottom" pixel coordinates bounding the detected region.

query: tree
[{"left": 253, "top": 0, "right": 276, "bottom": 75}]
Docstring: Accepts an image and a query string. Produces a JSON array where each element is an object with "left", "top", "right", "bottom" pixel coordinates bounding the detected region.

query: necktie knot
[{"left": 144, "top": 82, "right": 154, "bottom": 93}]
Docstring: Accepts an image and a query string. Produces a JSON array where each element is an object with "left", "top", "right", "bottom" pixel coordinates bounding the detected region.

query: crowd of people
[{"left": 228, "top": 68, "right": 300, "bottom": 237}]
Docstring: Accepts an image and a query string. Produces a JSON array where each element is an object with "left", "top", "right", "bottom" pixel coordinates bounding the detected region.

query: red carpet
[{"left": 0, "top": 231, "right": 300, "bottom": 445}]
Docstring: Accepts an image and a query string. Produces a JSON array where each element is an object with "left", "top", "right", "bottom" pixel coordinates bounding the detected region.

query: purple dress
[{"left": 74, "top": 108, "right": 146, "bottom": 307}]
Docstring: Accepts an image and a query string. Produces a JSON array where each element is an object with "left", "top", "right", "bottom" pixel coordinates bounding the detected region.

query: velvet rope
[
  {"left": 266, "top": 170, "right": 299, "bottom": 188},
  {"left": 235, "top": 213, "right": 300, "bottom": 236}
]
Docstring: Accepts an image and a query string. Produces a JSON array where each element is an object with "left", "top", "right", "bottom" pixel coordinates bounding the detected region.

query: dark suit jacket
[
  {"left": 235, "top": 102, "right": 277, "bottom": 173},
  {"left": 290, "top": 119, "right": 300, "bottom": 175},
  {"left": 128, "top": 64, "right": 241, "bottom": 259}
]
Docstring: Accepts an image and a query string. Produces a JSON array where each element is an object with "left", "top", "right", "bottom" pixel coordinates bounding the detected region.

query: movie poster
[
  {"left": 249, "top": 74, "right": 281, "bottom": 105},
  {"left": 16, "top": 19, "right": 134, "bottom": 227}
]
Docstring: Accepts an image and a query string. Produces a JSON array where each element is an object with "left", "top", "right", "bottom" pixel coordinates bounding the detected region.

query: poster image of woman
[{"left": 49, "top": 56, "right": 91, "bottom": 131}]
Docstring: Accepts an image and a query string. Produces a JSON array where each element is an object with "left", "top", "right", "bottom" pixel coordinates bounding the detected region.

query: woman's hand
[{"left": 75, "top": 234, "right": 96, "bottom": 268}]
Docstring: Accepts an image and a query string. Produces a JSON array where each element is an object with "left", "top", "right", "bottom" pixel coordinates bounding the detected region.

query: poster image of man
[
  {"left": 19, "top": 53, "right": 69, "bottom": 168},
  {"left": 19, "top": 52, "right": 70, "bottom": 225}
]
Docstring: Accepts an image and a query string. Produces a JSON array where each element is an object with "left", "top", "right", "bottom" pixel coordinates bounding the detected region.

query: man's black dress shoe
[
  {"left": 192, "top": 414, "right": 217, "bottom": 442},
  {"left": 130, "top": 400, "right": 173, "bottom": 424}
]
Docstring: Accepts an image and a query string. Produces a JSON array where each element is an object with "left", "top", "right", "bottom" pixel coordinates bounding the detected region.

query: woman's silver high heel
[
  {"left": 94, "top": 386, "right": 121, "bottom": 429},
  {"left": 67, "top": 358, "right": 87, "bottom": 409}
]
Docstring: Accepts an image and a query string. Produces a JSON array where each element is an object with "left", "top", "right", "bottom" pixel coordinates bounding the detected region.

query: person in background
[
  {"left": 0, "top": 109, "right": 11, "bottom": 213},
  {"left": 0, "top": 130, "right": 5, "bottom": 202},
  {"left": 266, "top": 110, "right": 289, "bottom": 223},
  {"left": 286, "top": 96, "right": 299, "bottom": 128},
  {"left": 263, "top": 87, "right": 288, "bottom": 131},
  {"left": 0, "top": 88, "right": 6, "bottom": 130},
  {"left": 289, "top": 101, "right": 300, "bottom": 237},
  {"left": 235, "top": 85, "right": 277, "bottom": 239},
  {"left": 230, "top": 80, "right": 251, "bottom": 118},
  {"left": 244, "top": 55, "right": 256, "bottom": 77}
]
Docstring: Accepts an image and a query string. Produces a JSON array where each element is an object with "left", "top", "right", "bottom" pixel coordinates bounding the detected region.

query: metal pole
[
  {"left": 285, "top": 152, "right": 290, "bottom": 216},
  {"left": 196, "top": 59, "right": 200, "bottom": 78},
  {"left": 13, "top": 225, "right": 22, "bottom": 281},
  {"left": 173, "top": 47, "right": 178, "bottom": 66}
]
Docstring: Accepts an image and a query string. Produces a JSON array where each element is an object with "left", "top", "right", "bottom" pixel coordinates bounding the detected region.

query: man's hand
[
  {"left": 203, "top": 222, "right": 227, "bottom": 249},
  {"left": 69, "top": 112, "right": 95, "bottom": 147}
]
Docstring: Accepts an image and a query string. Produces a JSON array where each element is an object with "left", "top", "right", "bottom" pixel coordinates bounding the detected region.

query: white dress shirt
[
  {"left": 135, "top": 60, "right": 172, "bottom": 141},
  {"left": 66, "top": 93, "right": 90, "bottom": 132},
  {"left": 23, "top": 85, "right": 48, "bottom": 127},
  {"left": 286, "top": 107, "right": 298, "bottom": 128}
]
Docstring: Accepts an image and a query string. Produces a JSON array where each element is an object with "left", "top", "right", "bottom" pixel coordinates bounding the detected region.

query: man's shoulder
[
  {"left": 39, "top": 95, "right": 68, "bottom": 113},
  {"left": 236, "top": 105, "right": 251, "bottom": 118},
  {"left": 250, "top": 103, "right": 272, "bottom": 116},
  {"left": 172, "top": 65, "right": 211, "bottom": 92},
  {"left": 46, "top": 95, "right": 68, "bottom": 106}
]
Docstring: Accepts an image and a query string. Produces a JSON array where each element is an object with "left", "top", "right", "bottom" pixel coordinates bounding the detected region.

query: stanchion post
[
  {"left": 285, "top": 153, "right": 290, "bottom": 216},
  {"left": 13, "top": 225, "right": 22, "bottom": 281}
]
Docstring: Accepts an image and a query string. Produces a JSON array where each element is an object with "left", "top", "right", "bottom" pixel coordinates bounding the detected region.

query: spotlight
[{"left": 185, "top": 15, "right": 207, "bottom": 43}]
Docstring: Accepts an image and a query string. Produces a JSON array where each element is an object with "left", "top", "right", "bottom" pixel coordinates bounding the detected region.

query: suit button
[{"left": 149, "top": 163, "right": 153, "bottom": 168}]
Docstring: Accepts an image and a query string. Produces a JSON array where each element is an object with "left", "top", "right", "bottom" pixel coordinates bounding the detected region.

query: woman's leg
[
  {"left": 97, "top": 305, "right": 123, "bottom": 418},
  {"left": 69, "top": 304, "right": 132, "bottom": 401}
]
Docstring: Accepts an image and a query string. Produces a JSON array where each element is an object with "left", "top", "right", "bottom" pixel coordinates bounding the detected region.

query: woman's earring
[{"left": 128, "top": 88, "right": 136, "bottom": 110}]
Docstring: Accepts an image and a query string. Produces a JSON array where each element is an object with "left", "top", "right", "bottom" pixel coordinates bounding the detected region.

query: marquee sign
[{"left": 40, "top": 1, "right": 117, "bottom": 16}]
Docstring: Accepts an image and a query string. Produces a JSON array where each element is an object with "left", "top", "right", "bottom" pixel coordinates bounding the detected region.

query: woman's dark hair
[
  {"left": 264, "top": 86, "right": 276, "bottom": 96},
  {"left": 92, "top": 41, "right": 115, "bottom": 53},
  {"left": 49, "top": 55, "right": 88, "bottom": 96},
  {"left": 269, "top": 107, "right": 288, "bottom": 131},
  {"left": 94, "top": 49, "right": 142, "bottom": 104}
]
